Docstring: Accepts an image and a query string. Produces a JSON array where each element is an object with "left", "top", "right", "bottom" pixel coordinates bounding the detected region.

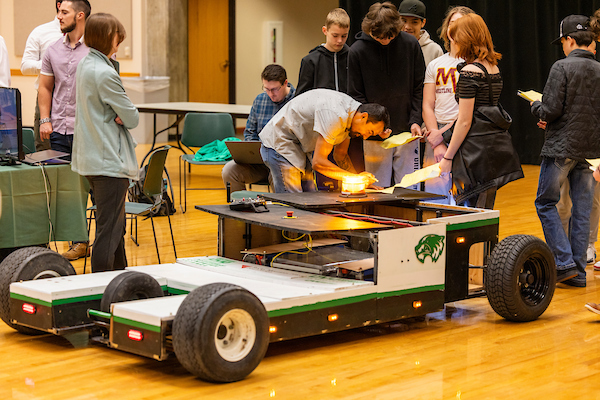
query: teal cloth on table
[
  {"left": 0, "top": 164, "right": 90, "bottom": 248},
  {"left": 193, "top": 137, "right": 241, "bottom": 162}
]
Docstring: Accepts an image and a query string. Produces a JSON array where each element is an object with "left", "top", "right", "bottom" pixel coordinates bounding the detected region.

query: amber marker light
[
  {"left": 22, "top": 303, "right": 36, "bottom": 315},
  {"left": 328, "top": 314, "right": 339, "bottom": 322},
  {"left": 456, "top": 237, "right": 466, "bottom": 244},
  {"left": 269, "top": 326, "right": 277, "bottom": 333},
  {"left": 413, "top": 300, "right": 422, "bottom": 309}
]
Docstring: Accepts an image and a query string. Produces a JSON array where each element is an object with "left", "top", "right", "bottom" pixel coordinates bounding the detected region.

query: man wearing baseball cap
[
  {"left": 398, "top": 0, "right": 442, "bottom": 66},
  {"left": 530, "top": 14, "right": 600, "bottom": 287}
]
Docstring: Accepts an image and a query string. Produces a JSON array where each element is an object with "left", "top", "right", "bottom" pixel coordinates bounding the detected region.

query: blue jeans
[
  {"left": 50, "top": 132, "right": 73, "bottom": 161},
  {"left": 260, "top": 145, "right": 316, "bottom": 193},
  {"left": 535, "top": 157, "right": 594, "bottom": 278}
]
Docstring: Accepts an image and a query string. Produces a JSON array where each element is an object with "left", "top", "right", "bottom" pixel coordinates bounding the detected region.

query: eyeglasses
[{"left": 263, "top": 85, "right": 283, "bottom": 94}]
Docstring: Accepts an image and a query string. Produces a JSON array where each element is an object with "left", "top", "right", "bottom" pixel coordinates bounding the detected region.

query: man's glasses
[{"left": 263, "top": 85, "right": 283, "bottom": 94}]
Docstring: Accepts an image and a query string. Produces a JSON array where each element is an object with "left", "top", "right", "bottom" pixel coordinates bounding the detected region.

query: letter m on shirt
[{"left": 435, "top": 68, "right": 457, "bottom": 92}]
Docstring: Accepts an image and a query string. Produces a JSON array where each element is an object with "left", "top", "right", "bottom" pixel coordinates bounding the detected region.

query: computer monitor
[{"left": 0, "top": 87, "right": 24, "bottom": 163}]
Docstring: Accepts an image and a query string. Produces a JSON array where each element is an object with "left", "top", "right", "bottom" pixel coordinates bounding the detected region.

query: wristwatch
[{"left": 40, "top": 118, "right": 51, "bottom": 124}]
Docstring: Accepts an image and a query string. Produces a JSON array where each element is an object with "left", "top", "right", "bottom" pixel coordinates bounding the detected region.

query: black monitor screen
[{"left": 0, "top": 87, "right": 23, "bottom": 162}]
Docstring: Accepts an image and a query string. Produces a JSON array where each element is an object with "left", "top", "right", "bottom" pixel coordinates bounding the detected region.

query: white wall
[
  {"left": 235, "top": 0, "right": 338, "bottom": 105},
  {"left": 2, "top": 0, "right": 339, "bottom": 127},
  {"left": 0, "top": 0, "right": 143, "bottom": 126}
]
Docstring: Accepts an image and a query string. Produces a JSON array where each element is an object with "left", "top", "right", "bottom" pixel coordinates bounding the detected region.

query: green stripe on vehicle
[
  {"left": 167, "top": 287, "right": 190, "bottom": 295},
  {"left": 10, "top": 293, "right": 52, "bottom": 307},
  {"left": 267, "top": 285, "right": 444, "bottom": 317},
  {"left": 446, "top": 217, "right": 499, "bottom": 231},
  {"left": 113, "top": 316, "right": 161, "bottom": 333}
]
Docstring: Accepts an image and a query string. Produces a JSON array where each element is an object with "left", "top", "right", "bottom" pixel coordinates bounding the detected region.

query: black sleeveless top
[{"left": 455, "top": 62, "right": 503, "bottom": 107}]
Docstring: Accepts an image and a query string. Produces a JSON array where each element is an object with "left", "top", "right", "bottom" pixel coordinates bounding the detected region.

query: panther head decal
[{"left": 415, "top": 234, "right": 445, "bottom": 263}]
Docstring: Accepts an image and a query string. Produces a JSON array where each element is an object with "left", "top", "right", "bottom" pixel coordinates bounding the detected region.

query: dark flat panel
[
  {"left": 196, "top": 204, "right": 388, "bottom": 233},
  {"left": 262, "top": 189, "right": 444, "bottom": 209}
]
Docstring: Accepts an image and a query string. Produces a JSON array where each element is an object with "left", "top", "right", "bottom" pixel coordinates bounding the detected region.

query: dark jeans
[
  {"left": 50, "top": 132, "right": 73, "bottom": 161},
  {"left": 86, "top": 176, "right": 129, "bottom": 273}
]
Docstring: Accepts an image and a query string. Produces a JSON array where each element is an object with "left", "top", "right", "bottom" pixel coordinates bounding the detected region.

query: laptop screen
[{"left": 0, "top": 87, "right": 24, "bottom": 162}]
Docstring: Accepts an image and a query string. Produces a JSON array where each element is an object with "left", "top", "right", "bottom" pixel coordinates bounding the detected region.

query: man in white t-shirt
[
  {"left": 0, "top": 35, "right": 10, "bottom": 87},
  {"left": 259, "top": 89, "right": 391, "bottom": 193},
  {"left": 20, "top": 1, "right": 63, "bottom": 151},
  {"left": 421, "top": 52, "right": 461, "bottom": 204}
]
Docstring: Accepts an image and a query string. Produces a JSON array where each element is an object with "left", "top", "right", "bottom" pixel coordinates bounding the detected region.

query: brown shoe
[
  {"left": 585, "top": 303, "right": 600, "bottom": 316},
  {"left": 62, "top": 242, "right": 90, "bottom": 261}
]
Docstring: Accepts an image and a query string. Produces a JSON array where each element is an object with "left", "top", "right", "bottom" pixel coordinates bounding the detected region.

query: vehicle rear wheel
[
  {"left": 172, "top": 283, "right": 269, "bottom": 383},
  {"left": 0, "top": 247, "right": 76, "bottom": 334},
  {"left": 485, "top": 234, "right": 555, "bottom": 321},
  {"left": 100, "top": 271, "right": 164, "bottom": 313}
]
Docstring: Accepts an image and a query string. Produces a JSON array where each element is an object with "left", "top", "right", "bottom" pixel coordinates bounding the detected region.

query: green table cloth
[{"left": 0, "top": 164, "right": 89, "bottom": 248}]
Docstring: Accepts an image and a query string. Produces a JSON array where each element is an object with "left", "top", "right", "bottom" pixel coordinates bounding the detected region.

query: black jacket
[
  {"left": 531, "top": 49, "right": 600, "bottom": 160},
  {"left": 348, "top": 31, "right": 425, "bottom": 137},
  {"left": 297, "top": 44, "right": 349, "bottom": 95}
]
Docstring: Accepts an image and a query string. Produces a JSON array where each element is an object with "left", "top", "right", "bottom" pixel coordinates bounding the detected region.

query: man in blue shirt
[{"left": 222, "top": 64, "right": 295, "bottom": 192}]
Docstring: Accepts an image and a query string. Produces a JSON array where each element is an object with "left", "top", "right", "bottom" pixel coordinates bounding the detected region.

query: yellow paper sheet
[
  {"left": 380, "top": 132, "right": 422, "bottom": 149},
  {"left": 398, "top": 163, "right": 442, "bottom": 188},
  {"left": 365, "top": 163, "right": 442, "bottom": 194},
  {"left": 586, "top": 158, "right": 600, "bottom": 171},
  {"left": 517, "top": 90, "right": 542, "bottom": 103}
]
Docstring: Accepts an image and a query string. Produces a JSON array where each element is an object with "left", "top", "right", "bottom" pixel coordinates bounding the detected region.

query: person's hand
[
  {"left": 379, "top": 128, "right": 392, "bottom": 139},
  {"left": 358, "top": 171, "right": 378, "bottom": 187},
  {"left": 537, "top": 120, "right": 547, "bottom": 130},
  {"left": 594, "top": 166, "right": 600, "bottom": 182},
  {"left": 115, "top": 116, "right": 124, "bottom": 125},
  {"left": 40, "top": 122, "right": 53, "bottom": 140},
  {"left": 427, "top": 128, "right": 444, "bottom": 147},
  {"left": 440, "top": 157, "right": 452, "bottom": 174},
  {"left": 410, "top": 123, "right": 422, "bottom": 137},
  {"left": 433, "top": 144, "right": 448, "bottom": 163}
]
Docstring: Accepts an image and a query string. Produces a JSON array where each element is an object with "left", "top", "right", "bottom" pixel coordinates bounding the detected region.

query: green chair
[
  {"left": 178, "top": 112, "right": 235, "bottom": 212},
  {"left": 22, "top": 128, "right": 35, "bottom": 154},
  {"left": 86, "top": 146, "right": 176, "bottom": 271}
]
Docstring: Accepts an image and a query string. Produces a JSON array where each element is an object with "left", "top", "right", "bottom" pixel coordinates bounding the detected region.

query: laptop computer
[
  {"left": 225, "top": 141, "right": 264, "bottom": 165},
  {"left": 23, "top": 149, "right": 70, "bottom": 165}
]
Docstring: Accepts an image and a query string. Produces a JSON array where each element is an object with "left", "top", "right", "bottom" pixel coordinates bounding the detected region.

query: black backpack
[{"left": 128, "top": 165, "right": 176, "bottom": 216}]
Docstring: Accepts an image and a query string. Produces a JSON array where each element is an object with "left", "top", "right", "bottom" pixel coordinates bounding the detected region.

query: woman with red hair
[{"left": 439, "top": 13, "right": 522, "bottom": 208}]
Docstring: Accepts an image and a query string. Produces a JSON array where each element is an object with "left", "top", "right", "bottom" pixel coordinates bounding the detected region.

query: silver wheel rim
[
  {"left": 32, "top": 270, "right": 62, "bottom": 280},
  {"left": 214, "top": 308, "right": 256, "bottom": 362}
]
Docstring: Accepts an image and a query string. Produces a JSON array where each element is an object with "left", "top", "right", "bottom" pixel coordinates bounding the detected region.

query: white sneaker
[
  {"left": 587, "top": 244, "right": 596, "bottom": 264},
  {"left": 595, "top": 261, "right": 600, "bottom": 271}
]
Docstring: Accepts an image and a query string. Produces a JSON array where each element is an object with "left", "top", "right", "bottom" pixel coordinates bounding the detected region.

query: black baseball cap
[
  {"left": 551, "top": 15, "right": 590, "bottom": 45},
  {"left": 398, "top": 0, "right": 426, "bottom": 20}
]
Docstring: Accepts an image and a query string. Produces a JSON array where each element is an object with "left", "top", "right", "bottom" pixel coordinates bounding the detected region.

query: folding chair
[{"left": 178, "top": 112, "right": 235, "bottom": 212}]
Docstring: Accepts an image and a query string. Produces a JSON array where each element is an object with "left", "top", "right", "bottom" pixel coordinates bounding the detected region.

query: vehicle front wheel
[
  {"left": 172, "top": 283, "right": 269, "bottom": 383},
  {"left": 485, "top": 234, "right": 555, "bottom": 322},
  {"left": 100, "top": 271, "right": 164, "bottom": 313},
  {"left": 0, "top": 247, "right": 76, "bottom": 334}
]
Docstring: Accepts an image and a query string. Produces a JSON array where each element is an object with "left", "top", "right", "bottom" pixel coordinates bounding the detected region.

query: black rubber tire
[
  {"left": 100, "top": 271, "right": 164, "bottom": 313},
  {"left": 485, "top": 234, "right": 556, "bottom": 322},
  {"left": 0, "top": 247, "right": 76, "bottom": 334},
  {"left": 172, "top": 283, "right": 269, "bottom": 383}
]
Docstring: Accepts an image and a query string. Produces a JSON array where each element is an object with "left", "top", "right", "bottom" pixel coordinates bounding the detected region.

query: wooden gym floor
[{"left": 0, "top": 143, "right": 598, "bottom": 400}]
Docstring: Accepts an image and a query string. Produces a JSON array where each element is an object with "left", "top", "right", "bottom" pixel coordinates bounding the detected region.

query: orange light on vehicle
[
  {"left": 22, "top": 303, "right": 36, "bottom": 315},
  {"left": 127, "top": 329, "right": 143, "bottom": 341},
  {"left": 456, "top": 237, "right": 466, "bottom": 244},
  {"left": 328, "top": 314, "right": 338, "bottom": 322},
  {"left": 269, "top": 326, "right": 277, "bottom": 333},
  {"left": 413, "top": 301, "right": 422, "bottom": 309},
  {"left": 341, "top": 175, "right": 367, "bottom": 195}
]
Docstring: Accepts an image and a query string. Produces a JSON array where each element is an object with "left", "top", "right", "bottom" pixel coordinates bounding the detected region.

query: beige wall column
[{"left": 143, "top": 0, "right": 188, "bottom": 102}]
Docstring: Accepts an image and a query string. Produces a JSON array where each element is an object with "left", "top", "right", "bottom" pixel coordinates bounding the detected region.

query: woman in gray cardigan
[{"left": 72, "top": 13, "right": 139, "bottom": 273}]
